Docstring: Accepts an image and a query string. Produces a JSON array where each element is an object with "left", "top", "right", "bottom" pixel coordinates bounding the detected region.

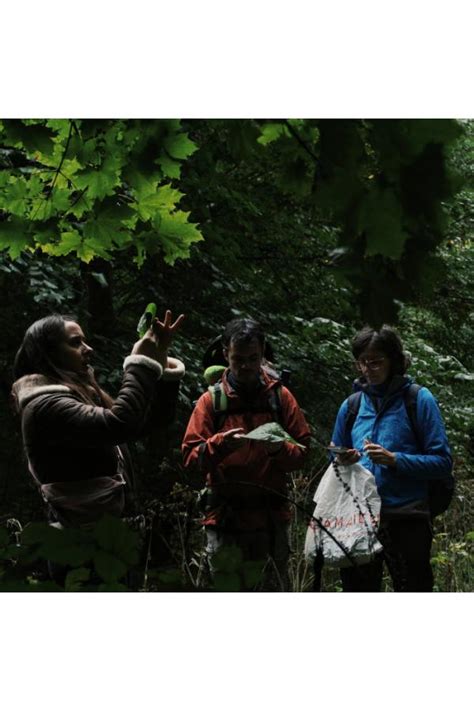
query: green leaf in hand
[
  {"left": 137, "top": 302, "right": 157, "bottom": 338},
  {"left": 241, "top": 422, "right": 306, "bottom": 448}
]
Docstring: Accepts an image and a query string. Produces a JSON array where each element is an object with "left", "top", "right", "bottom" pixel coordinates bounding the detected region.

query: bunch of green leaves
[
  {"left": 431, "top": 529, "right": 474, "bottom": 592},
  {"left": 255, "top": 119, "right": 465, "bottom": 325},
  {"left": 0, "top": 514, "right": 141, "bottom": 592},
  {"left": 211, "top": 544, "right": 268, "bottom": 592},
  {"left": 0, "top": 119, "right": 202, "bottom": 266}
]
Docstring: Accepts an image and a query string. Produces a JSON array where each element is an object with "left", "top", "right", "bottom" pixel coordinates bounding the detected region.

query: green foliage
[
  {"left": 2, "top": 118, "right": 463, "bottom": 324},
  {"left": 0, "top": 515, "right": 141, "bottom": 591},
  {"left": 431, "top": 483, "right": 474, "bottom": 593},
  {"left": 1, "top": 119, "right": 473, "bottom": 592},
  {"left": 254, "top": 118, "right": 464, "bottom": 324},
  {"left": 211, "top": 545, "right": 265, "bottom": 592},
  {"left": 64, "top": 567, "right": 91, "bottom": 592},
  {"left": 0, "top": 119, "right": 202, "bottom": 266}
]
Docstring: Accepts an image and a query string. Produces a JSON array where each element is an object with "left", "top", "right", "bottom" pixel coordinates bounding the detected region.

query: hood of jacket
[{"left": 12, "top": 374, "right": 71, "bottom": 412}]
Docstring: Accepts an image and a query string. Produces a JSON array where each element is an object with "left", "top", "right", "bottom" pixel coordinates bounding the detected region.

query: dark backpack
[{"left": 345, "top": 384, "right": 454, "bottom": 518}]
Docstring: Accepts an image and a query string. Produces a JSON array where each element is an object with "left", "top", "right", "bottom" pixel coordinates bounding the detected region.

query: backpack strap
[
  {"left": 208, "top": 382, "right": 228, "bottom": 414},
  {"left": 208, "top": 382, "right": 228, "bottom": 431},
  {"left": 402, "top": 383, "right": 422, "bottom": 450},
  {"left": 344, "top": 391, "right": 363, "bottom": 445},
  {"left": 344, "top": 386, "right": 422, "bottom": 446},
  {"left": 209, "top": 381, "right": 283, "bottom": 429},
  {"left": 267, "top": 384, "right": 283, "bottom": 425}
]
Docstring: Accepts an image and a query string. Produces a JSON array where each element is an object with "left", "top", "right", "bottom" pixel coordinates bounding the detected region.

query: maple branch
[
  {"left": 283, "top": 120, "right": 320, "bottom": 164},
  {"left": 29, "top": 121, "right": 75, "bottom": 222},
  {"left": 46, "top": 120, "right": 73, "bottom": 199}
]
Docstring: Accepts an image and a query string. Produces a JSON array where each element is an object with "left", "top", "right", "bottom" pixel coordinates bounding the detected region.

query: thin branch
[
  {"left": 46, "top": 120, "right": 74, "bottom": 199},
  {"left": 30, "top": 121, "right": 75, "bottom": 221},
  {"left": 283, "top": 120, "right": 320, "bottom": 163}
]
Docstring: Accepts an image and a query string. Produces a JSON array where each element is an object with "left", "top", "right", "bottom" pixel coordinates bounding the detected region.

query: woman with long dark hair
[
  {"left": 11, "top": 311, "right": 184, "bottom": 530},
  {"left": 328, "top": 325, "right": 453, "bottom": 592}
]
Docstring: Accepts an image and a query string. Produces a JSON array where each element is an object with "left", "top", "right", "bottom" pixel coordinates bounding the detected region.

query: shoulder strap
[
  {"left": 402, "top": 383, "right": 422, "bottom": 449},
  {"left": 209, "top": 381, "right": 283, "bottom": 428},
  {"left": 344, "top": 384, "right": 423, "bottom": 447},
  {"left": 267, "top": 383, "right": 283, "bottom": 425},
  {"left": 344, "top": 391, "right": 363, "bottom": 442},
  {"left": 209, "top": 382, "right": 228, "bottom": 413},
  {"left": 208, "top": 381, "right": 228, "bottom": 432}
]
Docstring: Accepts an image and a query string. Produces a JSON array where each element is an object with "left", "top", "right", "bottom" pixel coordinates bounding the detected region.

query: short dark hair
[
  {"left": 222, "top": 318, "right": 265, "bottom": 350},
  {"left": 352, "top": 325, "right": 409, "bottom": 376}
]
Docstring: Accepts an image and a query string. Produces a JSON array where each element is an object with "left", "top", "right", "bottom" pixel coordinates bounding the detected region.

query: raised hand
[
  {"left": 132, "top": 310, "right": 185, "bottom": 368},
  {"left": 153, "top": 310, "right": 185, "bottom": 352}
]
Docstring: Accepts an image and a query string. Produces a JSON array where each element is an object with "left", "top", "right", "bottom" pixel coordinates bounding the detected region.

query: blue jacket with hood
[{"left": 331, "top": 376, "right": 453, "bottom": 508}]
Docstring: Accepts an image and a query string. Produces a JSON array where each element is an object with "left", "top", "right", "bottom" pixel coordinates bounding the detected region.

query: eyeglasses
[{"left": 356, "top": 357, "right": 386, "bottom": 371}]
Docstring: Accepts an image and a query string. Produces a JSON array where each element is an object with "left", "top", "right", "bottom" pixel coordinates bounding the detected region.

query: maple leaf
[
  {"left": 157, "top": 153, "right": 182, "bottom": 179},
  {"left": 0, "top": 218, "right": 35, "bottom": 259},
  {"left": 1, "top": 178, "right": 29, "bottom": 216},
  {"left": 157, "top": 210, "right": 203, "bottom": 264},
  {"left": 132, "top": 183, "right": 184, "bottom": 221},
  {"left": 74, "top": 155, "right": 122, "bottom": 200},
  {"left": 163, "top": 132, "right": 197, "bottom": 160},
  {"left": 2, "top": 120, "right": 57, "bottom": 156},
  {"left": 41, "top": 230, "right": 99, "bottom": 262}
]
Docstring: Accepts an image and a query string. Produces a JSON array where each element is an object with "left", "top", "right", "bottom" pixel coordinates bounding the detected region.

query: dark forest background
[{"left": 0, "top": 119, "right": 472, "bottom": 591}]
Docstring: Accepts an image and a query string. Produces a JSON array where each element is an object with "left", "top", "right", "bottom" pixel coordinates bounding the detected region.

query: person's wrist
[{"left": 157, "top": 348, "right": 167, "bottom": 358}]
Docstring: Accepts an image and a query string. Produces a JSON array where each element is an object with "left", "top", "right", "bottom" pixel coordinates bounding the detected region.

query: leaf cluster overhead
[
  {"left": 0, "top": 118, "right": 466, "bottom": 326},
  {"left": 254, "top": 119, "right": 464, "bottom": 324},
  {"left": 0, "top": 119, "right": 202, "bottom": 265}
]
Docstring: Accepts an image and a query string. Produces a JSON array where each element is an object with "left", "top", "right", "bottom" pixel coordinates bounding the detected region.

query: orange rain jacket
[{"left": 182, "top": 368, "right": 311, "bottom": 530}]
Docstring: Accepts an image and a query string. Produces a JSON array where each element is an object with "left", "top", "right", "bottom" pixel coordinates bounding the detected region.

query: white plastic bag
[{"left": 304, "top": 462, "right": 382, "bottom": 568}]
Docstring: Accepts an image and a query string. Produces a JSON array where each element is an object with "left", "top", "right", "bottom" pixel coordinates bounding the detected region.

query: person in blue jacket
[{"left": 329, "top": 325, "right": 453, "bottom": 592}]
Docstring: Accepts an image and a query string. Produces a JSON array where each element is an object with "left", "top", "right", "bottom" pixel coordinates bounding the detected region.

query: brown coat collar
[{"left": 12, "top": 374, "right": 71, "bottom": 411}]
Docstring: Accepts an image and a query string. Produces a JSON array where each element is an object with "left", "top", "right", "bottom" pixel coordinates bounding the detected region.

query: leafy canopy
[{"left": 0, "top": 119, "right": 202, "bottom": 265}]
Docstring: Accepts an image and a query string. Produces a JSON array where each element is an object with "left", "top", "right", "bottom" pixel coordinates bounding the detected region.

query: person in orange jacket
[{"left": 182, "top": 318, "right": 310, "bottom": 590}]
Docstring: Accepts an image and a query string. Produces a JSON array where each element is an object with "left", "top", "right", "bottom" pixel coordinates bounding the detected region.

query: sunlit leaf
[
  {"left": 158, "top": 210, "right": 203, "bottom": 264},
  {"left": 258, "top": 122, "right": 289, "bottom": 145},
  {"left": 74, "top": 155, "right": 122, "bottom": 200},
  {"left": 133, "top": 183, "right": 184, "bottom": 221}
]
